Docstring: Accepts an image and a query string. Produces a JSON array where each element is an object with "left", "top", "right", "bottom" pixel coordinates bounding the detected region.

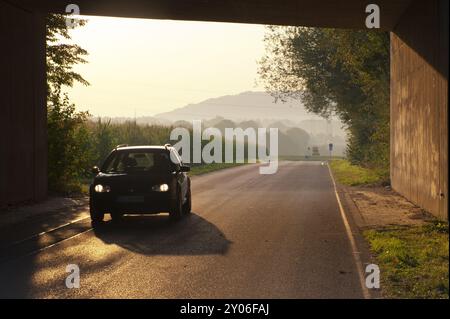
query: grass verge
[
  {"left": 364, "top": 221, "right": 449, "bottom": 298},
  {"left": 329, "top": 159, "right": 388, "bottom": 186}
]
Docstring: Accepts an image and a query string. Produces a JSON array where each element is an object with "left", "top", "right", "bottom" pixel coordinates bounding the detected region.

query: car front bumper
[{"left": 91, "top": 191, "right": 174, "bottom": 214}]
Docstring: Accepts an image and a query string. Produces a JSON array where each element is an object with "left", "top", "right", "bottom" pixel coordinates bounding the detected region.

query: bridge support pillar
[
  {"left": 390, "top": 0, "right": 448, "bottom": 219},
  {"left": 0, "top": 1, "right": 47, "bottom": 206}
]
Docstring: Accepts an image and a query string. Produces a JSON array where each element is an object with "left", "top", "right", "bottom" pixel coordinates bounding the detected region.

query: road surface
[{"left": 0, "top": 161, "right": 369, "bottom": 298}]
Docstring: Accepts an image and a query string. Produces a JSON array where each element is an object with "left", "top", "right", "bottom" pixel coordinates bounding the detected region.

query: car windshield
[{"left": 102, "top": 150, "right": 173, "bottom": 173}]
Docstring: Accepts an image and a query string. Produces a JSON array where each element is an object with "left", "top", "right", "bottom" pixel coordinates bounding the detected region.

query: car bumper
[{"left": 91, "top": 192, "right": 174, "bottom": 214}]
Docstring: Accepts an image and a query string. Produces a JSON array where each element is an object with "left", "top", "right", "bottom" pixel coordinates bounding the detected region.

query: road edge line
[{"left": 327, "top": 163, "right": 370, "bottom": 299}]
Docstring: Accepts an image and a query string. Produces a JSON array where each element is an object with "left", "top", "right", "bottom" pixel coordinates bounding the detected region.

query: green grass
[
  {"left": 329, "top": 159, "right": 388, "bottom": 186},
  {"left": 364, "top": 221, "right": 449, "bottom": 299},
  {"left": 189, "top": 162, "right": 246, "bottom": 176},
  {"left": 80, "top": 183, "right": 90, "bottom": 195}
]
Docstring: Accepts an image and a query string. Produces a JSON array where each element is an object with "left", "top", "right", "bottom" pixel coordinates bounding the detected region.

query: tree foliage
[
  {"left": 47, "top": 15, "right": 89, "bottom": 93},
  {"left": 258, "top": 26, "right": 390, "bottom": 169},
  {"left": 46, "top": 14, "right": 92, "bottom": 192}
]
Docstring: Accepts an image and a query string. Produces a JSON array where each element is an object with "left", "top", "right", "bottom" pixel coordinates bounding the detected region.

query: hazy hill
[
  {"left": 93, "top": 91, "right": 348, "bottom": 156},
  {"left": 154, "top": 91, "right": 322, "bottom": 123}
]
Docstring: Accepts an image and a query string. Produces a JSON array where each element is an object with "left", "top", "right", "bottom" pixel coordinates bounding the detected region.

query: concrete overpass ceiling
[{"left": 12, "top": 0, "right": 411, "bottom": 30}]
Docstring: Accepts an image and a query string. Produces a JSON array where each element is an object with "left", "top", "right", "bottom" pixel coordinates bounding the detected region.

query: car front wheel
[
  {"left": 89, "top": 199, "right": 105, "bottom": 224},
  {"left": 183, "top": 187, "right": 192, "bottom": 215},
  {"left": 170, "top": 190, "right": 183, "bottom": 220}
]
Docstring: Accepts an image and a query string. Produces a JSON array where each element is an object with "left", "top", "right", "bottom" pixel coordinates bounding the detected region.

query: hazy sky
[{"left": 66, "top": 16, "right": 267, "bottom": 117}]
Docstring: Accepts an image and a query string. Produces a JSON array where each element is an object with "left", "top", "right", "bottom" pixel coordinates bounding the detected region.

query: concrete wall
[
  {"left": 390, "top": 0, "right": 448, "bottom": 219},
  {"left": 0, "top": 1, "right": 47, "bottom": 205}
]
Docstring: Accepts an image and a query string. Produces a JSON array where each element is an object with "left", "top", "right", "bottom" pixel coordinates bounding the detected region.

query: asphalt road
[{"left": 0, "top": 161, "right": 369, "bottom": 298}]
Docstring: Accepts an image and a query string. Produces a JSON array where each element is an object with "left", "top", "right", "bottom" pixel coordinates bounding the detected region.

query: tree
[
  {"left": 46, "top": 14, "right": 92, "bottom": 192},
  {"left": 47, "top": 15, "right": 89, "bottom": 94},
  {"left": 258, "top": 27, "right": 390, "bottom": 169}
]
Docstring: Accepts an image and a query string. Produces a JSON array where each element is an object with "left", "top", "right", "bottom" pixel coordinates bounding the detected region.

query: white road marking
[{"left": 327, "top": 163, "right": 371, "bottom": 299}]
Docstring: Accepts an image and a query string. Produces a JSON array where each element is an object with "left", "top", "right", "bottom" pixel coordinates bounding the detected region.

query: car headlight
[
  {"left": 94, "top": 184, "right": 111, "bottom": 193},
  {"left": 152, "top": 183, "right": 169, "bottom": 192}
]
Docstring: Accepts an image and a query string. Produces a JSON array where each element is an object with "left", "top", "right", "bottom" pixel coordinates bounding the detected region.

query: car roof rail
[
  {"left": 115, "top": 144, "right": 128, "bottom": 149},
  {"left": 164, "top": 143, "right": 172, "bottom": 149}
]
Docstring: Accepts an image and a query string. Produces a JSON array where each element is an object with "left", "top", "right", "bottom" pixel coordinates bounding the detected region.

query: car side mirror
[
  {"left": 92, "top": 166, "right": 100, "bottom": 175},
  {"left": 180, "top": 165, "right": 190, "bottom": 172}
]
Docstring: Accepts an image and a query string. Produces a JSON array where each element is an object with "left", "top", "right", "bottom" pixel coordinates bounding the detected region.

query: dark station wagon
[{"left": 89, "top": 144, "right": 191, "bottom": 223}]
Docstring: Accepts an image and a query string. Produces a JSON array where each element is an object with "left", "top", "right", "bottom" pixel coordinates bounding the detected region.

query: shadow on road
[
  {"left": 92, "top": 212, "right": 231, "bottom": 256},
  {"left": 0, "top": 212, "right": 230, "bottom": 298}
]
